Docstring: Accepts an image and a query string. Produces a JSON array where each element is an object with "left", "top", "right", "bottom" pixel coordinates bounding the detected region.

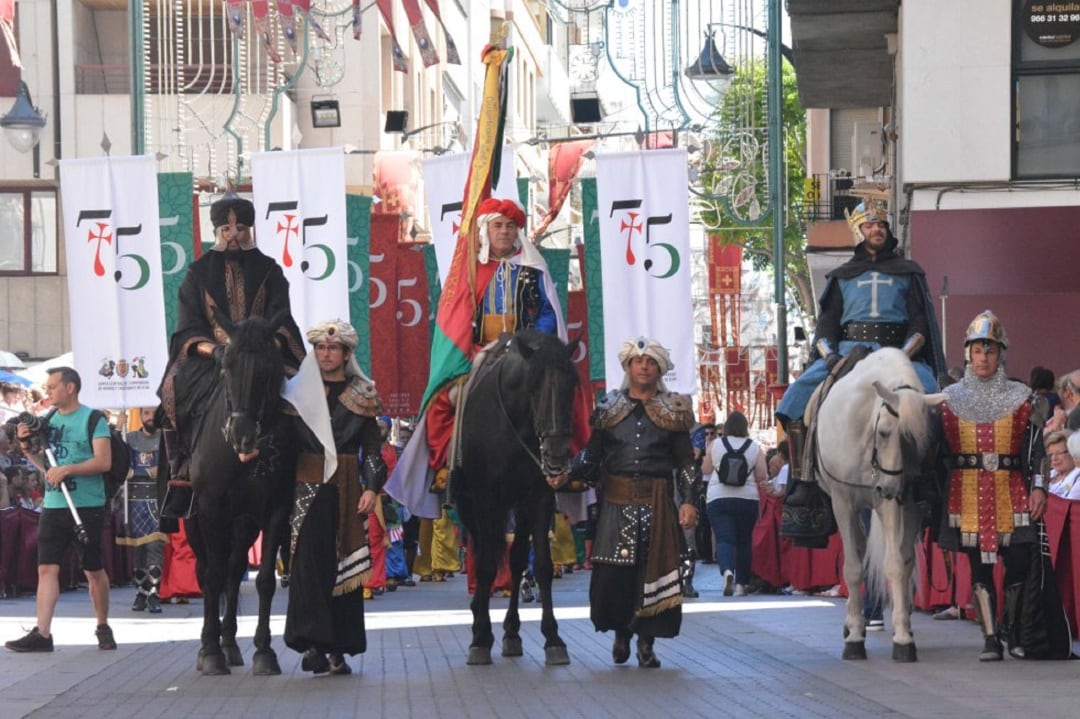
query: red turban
[{"left": 476, "top": 197, "right": 526, "bottom": 229}]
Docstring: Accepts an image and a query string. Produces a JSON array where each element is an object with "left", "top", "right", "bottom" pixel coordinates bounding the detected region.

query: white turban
[
  {"left": 306, "top": 318, "right": 371, "bottom": 382},
  {"left": 617, "top": 336, "right": 672, "bottom": 392}
]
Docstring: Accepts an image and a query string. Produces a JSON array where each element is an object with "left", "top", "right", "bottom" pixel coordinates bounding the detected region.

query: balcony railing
[
  {"left": 74, "top": 64, "right": 268, "bottom": 95},
  {"left": 801, "top": 173, "right": 861, "bottom": 224}
]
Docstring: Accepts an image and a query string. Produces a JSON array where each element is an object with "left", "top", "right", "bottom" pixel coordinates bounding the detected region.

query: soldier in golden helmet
[
  {"left": 776, "top": 193, "right": 946, "bottom": 544},
  {"left": 938, "top": 310, "right": 1049, "bottom": 661}
]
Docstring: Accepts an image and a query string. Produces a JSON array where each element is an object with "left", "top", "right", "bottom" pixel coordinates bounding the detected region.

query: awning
[
  {"left": 0, "top": 350, "right": 26, "bottom": 369},
  {"left": 0, "top": 369, "right": 31, "bottom": 387}
]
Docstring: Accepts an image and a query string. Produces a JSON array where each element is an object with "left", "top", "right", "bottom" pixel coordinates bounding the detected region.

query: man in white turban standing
[
  {"left": 567, "top": 337, "right": 700, "bottom": 669},
  {"left": 284, "top": 319, "right": 385, "bottom": 676}
]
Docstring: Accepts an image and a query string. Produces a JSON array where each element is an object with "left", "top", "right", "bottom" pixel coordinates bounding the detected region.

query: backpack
[
  {"left": 716, "top": 437, "right": 753, "bottom": 487},
  {"left": 46, "top": 408, "right": 132, "bottom": 501}
]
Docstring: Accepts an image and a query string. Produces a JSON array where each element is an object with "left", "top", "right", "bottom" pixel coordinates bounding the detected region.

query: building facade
[{"left": 0, "top": 0, "right": 576, "bottom": 360}]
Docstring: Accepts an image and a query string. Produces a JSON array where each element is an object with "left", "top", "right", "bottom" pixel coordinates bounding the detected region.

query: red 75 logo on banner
[
  {"left": 265, "top": 200, "right": 336, "bottom": 280},
  {"left": 76, "top": 209, "right": 150, "bottom": 290}
]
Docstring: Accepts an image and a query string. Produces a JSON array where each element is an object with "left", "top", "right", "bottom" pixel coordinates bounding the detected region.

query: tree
[{"left": 694, "top": 60, "right": 815, "bottom": 321}]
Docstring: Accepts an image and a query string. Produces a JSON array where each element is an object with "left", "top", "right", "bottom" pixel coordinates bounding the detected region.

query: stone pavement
[{"left": 1, "top": 564, "right": 1077, "bottom": 719}]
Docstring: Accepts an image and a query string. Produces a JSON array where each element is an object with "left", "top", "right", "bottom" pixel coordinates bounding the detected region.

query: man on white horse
[
  {"left": 776, "top": 196, "right": 945, "bottom": 544},
  {"left": 937, "top": 310, "right": 1048, "bottom": 661}
]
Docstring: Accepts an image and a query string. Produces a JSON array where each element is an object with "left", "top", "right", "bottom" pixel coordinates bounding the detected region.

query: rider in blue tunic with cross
[{"left": 777, "top": 196, "right": 946, "bottom": 529}]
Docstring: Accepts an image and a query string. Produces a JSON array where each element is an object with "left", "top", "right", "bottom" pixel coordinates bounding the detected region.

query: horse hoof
[
  {"left": 467, "top": 646, "right": 492, "bottom": 665},
  {"left": 842, "top": 641, "right": 867, "bottom": 660},
  {"left": 200, "top": 652, "right": 231, "bottom": 675},
  {"left": 545, "top": 645, "right": 570, "bottom": 666},
  {"left": 252, "top": 650, "right": 282, "bottom": 675},
  {"left": 892, "top": 642, "right": 917, "bottom": 663},
  {"left": 224, "top": 644, "right": 244, "bottom": 667},
  {"left": 502, "top": 636, "right": 523, "bottom": 657}
]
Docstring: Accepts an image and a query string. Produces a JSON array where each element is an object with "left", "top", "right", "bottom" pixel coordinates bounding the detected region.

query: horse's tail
[
  {"left": 863, "top": 508, "right": 922, "bottom": 608},
  {"left": 864, "top": 513, "right": 888, "bottom": 606}
]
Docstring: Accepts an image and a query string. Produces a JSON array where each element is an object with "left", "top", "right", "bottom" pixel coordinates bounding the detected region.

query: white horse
[{"left": 810, "top": 347, "right": 944, "bottom": 662}]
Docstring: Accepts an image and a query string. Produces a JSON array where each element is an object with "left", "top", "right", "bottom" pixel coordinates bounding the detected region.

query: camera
[{"left": 2, "top": 411, "right": 49, "bottom": 454}]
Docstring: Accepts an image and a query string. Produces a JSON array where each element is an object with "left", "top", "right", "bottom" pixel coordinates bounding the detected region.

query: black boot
[
  {"left": 682, "top": 560, "right": 699, "bottom": 599},
  {"left": 328, "top": 653, "right": 352, "bottom": 675},
  {"left": 780, "top": 419, "right": 835, "bottom": 547},
  {"left": 612, "top": 630, "right": 631, "bottom": 664},
  {"left": 147, "top": 565, "right": 162, "bottom": 614},
  {"left": 783, "top": 418, "right": 813, "bottom": 506},
  {"left": 131, "top": 569, "right": 148, "bottom": 612},
  {"left": 973, "top": 583, "right": 1003, "bottom": 662},
  {"left": 636, "top": 636, "right": 660, "bottom": 668},
  {"left": 1003, "top": 582, "right": 1025, "bottom": 658},
  {"left": 160, "top": 428, "right": 196, "bottom": 519},
  {"left": 301, "top": 648, "right": 330, "bottom": 674}
]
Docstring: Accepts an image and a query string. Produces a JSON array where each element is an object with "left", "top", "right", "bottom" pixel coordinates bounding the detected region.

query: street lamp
[
  {"left": 1, "top": 81, "right": 47, "bottom": 154},
  {"left": 685, "top": 32, "right": 735, "bottom": 79}
]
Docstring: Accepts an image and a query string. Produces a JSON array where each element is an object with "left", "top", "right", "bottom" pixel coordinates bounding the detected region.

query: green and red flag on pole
[{"left": 419, "top": 42, "right": 513, "bottom": 411}]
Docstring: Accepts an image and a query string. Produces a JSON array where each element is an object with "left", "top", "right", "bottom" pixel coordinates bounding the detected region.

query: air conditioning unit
[{"left": 852, "top": 122, "right": 882, "bottom": 178}]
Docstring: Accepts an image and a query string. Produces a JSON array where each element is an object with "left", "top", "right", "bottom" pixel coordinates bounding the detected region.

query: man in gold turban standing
[{"left": 568, "top": 337, "right": 700, "bottom": 669}]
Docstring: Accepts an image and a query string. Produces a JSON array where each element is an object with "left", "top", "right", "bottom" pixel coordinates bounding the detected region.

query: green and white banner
[
  {"left": 594, "top": 149, "right": 695, "bottom": 394},
  {"left": 59, "top": 155, "right": 168, "bottom": 408},
  {"left": 157, "top": 172, "right": 195, "bottom": 340}
]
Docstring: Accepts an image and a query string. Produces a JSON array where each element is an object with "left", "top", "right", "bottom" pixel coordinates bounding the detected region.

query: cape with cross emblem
[{"left": 812, "top": 231, "right": 946, "bottom": 379}]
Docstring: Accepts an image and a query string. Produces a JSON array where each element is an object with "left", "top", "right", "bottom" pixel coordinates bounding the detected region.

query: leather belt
[
  {"left": 127, "top": 480, "right": 157, "bottom": 501},
  {"left": 603, "top": 474, "right": 666, "bottom": 504},
  {"left": 842, "top": 322, "right": 906, "bottom": 347},
  {"left": 952, "top": 453, "right": 1022, "bottom": 472}
]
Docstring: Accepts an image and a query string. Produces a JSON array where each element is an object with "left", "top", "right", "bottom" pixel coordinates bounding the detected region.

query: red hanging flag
[
  {"left": 401, "top": 0, "right": 439, "bottom": 67},
  {"left": 531, "top": 140, "right": 593, "bottom": 241},
  {"left": 709, "top": 240, "right": 742, "bottom": 296}
]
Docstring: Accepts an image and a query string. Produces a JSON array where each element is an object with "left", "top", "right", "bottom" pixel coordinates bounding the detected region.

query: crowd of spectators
[
  {"left": 10, "top": 361, "right": 1080, "bottom": 645},
  {"left": 1, "top": 383, "right": 46, "bottom": 512}
]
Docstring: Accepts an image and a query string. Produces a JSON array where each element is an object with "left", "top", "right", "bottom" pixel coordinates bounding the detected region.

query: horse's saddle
[
  {"left": 448, "top": 333, "right": 517, "bottom": 470},
  {"left": 802, "top": 345, "right": 873, "bottom": 484}
]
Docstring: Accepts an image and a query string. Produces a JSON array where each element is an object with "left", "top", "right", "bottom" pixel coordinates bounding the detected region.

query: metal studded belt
[
  {"left": 842, "top": 322, "right": 906, "bottom": 347},
  {"left": 952, "top": 453, "right": 1022, "bottom": 472}
]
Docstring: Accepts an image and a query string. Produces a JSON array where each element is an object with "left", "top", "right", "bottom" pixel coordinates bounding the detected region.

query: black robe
[
  {"left": 157, "top": 248, "right": 305, "bottom": 432},
  {"left": 285, "top": 379, "right": 385, "bottom": 657}
]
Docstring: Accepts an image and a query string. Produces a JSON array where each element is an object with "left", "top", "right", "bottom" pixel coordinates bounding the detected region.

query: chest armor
[
  {"left": 941, "top": 401, "right": 1031, "bottom": 562},
  {"left": 598, "top": 408, "right": 676, "bottom": 478}
]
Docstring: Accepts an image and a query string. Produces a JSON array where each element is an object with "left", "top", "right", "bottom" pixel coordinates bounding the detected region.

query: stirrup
[{"left": 161, "top": 480, "right": 197, "bottom": 519}]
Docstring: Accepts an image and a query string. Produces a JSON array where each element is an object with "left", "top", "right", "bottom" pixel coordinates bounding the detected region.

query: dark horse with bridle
[
  {"left": 453, "top": 329, "right": 580, "bottom": 666},
  {"left": 183, "top": 313, "right": 296, "bottom": 675}
]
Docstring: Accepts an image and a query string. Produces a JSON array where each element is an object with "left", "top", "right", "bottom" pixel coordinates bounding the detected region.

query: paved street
[{"left": 1, "top": 565, "right": 1077, "bottom": 719}]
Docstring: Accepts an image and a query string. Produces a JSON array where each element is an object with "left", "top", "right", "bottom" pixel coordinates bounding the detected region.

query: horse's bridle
[
  {"left": 814, "top": 383, "right": 917, "bottom": 487},
  {"left": 869, "top": 383, "right": 917, "bottom": 480},
  {"left": 494, "top": 358, "right": 570, "bottom": 474},
  {"left": 221, "top": 349, "right": 275, "bottom": 445}
]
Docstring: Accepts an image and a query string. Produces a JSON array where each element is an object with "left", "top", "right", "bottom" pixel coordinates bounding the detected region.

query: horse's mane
[
  {"left": 892, "top": 381, "right": 934, "bottom": 458},
  {"left": 514, "top": 329, "right": 575, "bottom": 381},
  {"left": 855, "top": 348, "right": 933, "bottom": 460},
  {"left": 228, "top": 315, "right": 278, "bottom": 353}
]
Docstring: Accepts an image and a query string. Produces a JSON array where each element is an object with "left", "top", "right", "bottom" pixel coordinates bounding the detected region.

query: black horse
[
  {"left": 184, "top": 314, "right": 296, "bottom": 675},
  {"left": 453, "top": 329, "right": 580, "bottom": 666}
]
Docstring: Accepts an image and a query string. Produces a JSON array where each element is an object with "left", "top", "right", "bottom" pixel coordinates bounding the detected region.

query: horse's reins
[
  {"left": 494, "top": 358, "right": 545, "bottom": 471},
  {"left": 814, "top": 383, "right": 917, "bottom": 488},
  {"left": 222, "top": 350, "right": 275, "bottom": 443},
  {"left": 493, "top": 354, "right": 571, "bottom": 474}
]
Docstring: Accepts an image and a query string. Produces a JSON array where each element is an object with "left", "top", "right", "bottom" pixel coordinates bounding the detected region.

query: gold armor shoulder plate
[
  {"left": 339, "top": 377, "right": 384, "bottom": 417},
  {"left": 643, "top": 392, "right": 695, "bottom": 432},
  {"left": 592, "top": 391, "right": 635, "bottom": 429}
]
